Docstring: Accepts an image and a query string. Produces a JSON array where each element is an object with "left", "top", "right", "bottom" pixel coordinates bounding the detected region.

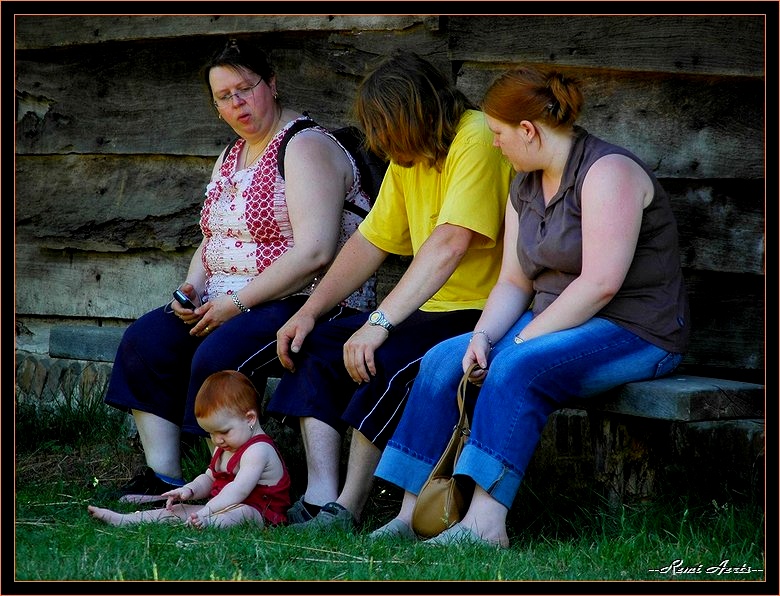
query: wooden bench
[
  {"left": 45, "top": 324, "right": 765, "bottom": 421},
  {"left": 595, "top": 374, "right": 763, "bottom": 422},
  {"left": 43, "top": 254, "right": 765, "bottom": 426}
]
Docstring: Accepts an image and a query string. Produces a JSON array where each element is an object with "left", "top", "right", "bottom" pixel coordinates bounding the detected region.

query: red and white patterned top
[{"left": 199, "top": 117, "right": 376, "bottom": 312}]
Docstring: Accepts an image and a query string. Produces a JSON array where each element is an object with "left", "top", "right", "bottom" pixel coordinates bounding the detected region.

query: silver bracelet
[
  {"left": 471, "top": 329, "right": 493, "bottom": 348},
  {"left": 231, "top": 293, "right": 251, "bottom": 314}
]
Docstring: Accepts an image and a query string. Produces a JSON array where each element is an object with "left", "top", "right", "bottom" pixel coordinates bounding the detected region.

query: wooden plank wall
[{"left": 14, "top": 15, "right": 765, "bottom": 380}]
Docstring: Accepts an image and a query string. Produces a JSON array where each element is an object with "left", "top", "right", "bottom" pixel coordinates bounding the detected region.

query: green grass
[
  {"left": 14, "top": 482, "right": 766, "bottom": 583},
  {"left": 13, "top": 384, "right": 768, "bottom": 586},
  {"left": 16, "top": 372, "right": 129, "bottom": 452}
]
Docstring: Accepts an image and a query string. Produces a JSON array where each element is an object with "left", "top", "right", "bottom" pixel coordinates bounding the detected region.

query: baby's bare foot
[
  {"left": 188, "top": 511, "right": 209, "bottom": 529},
  {"left": 87, "top": 505, "right": 130, "bottom": 526}
]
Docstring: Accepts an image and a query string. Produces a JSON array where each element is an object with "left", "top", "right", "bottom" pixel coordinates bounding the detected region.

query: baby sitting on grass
[{"left": 88, "top": 370, "right": 291, "bottom": 529}]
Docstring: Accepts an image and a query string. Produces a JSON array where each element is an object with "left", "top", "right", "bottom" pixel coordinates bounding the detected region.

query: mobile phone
[{"left": 172, "top": 289, "right": 196, "bottom": 310}]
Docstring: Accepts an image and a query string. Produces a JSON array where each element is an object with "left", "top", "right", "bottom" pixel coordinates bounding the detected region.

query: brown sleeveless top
[{"left": 510, "top": 126, "right": 690, "bottom": 353}]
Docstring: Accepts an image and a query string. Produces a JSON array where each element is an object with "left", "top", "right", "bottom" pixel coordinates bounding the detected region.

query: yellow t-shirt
[{"left": 359, "top": 110, "right": 514, "bottom": 312}]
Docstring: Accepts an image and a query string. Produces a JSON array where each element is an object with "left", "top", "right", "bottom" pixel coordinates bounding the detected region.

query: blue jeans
[{"left": 375, "top": 312, "right": 683, "bottom": 510}]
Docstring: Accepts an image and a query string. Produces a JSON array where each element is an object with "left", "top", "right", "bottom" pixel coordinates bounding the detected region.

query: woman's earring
[{"left": 249, "top": 423, "right": 255, "bottom": 431}]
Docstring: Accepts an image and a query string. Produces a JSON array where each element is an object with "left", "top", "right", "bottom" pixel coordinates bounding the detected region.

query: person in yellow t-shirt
[{"left": 266, "top": 51, "right": 514, "bottom": 530}]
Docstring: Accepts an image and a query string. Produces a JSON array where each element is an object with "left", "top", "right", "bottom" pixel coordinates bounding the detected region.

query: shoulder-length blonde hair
[{"left": 355, "top": 51, "right": 475, "bottom": 170}]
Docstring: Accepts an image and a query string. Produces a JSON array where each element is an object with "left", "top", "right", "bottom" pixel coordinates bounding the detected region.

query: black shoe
[
  {"left": 307, "top": 502, "right": 356, "bottom": 532},
  {"left": 117, "top": 467, "right": 181, "bottom": 504},
  {"left": 287, "top": 496, "right": 318, "bottom": 525}
]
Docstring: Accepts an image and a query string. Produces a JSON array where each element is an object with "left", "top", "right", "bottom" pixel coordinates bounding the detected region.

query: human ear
[
  {"left": 267, "top": 75, "right": 278, "bottom": 99},
  {"left": 520, "top": 120, "right": 536, "bottom": 143},
  {"left": 245, "top": 410, "right": 259, "bottom": 427}
]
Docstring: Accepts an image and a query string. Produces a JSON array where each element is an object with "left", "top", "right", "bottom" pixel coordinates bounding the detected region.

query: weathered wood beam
[
  {"left": 14, "top": 15, "right": 441, "bottom": 50},
  {"left": 448, "top": 15, "right": 764, "bottom": 77}
]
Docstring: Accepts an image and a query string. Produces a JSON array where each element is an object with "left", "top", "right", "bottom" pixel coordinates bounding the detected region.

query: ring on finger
[{"left": 205, "top": 326, "right": 210, "bottom": 332}]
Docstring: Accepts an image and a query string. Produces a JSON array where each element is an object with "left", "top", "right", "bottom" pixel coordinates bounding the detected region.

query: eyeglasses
[{"left": 213, "top": 79, "right": 263, "bottom": 108}]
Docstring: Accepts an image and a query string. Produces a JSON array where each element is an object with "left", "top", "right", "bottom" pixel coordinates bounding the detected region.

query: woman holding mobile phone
[{"left": 102, "top": 38, "right": 376, "bottom": 502}]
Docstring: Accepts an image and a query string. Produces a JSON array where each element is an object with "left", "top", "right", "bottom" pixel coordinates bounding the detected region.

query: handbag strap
[
  {"left": 455, "top": 364, "right": 480, "bottom": 438},
  {"left": 426, "top": 364, "right": 480, "bottom": 477}
]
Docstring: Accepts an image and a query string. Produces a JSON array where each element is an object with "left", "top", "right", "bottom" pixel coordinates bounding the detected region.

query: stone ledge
[{"left": 15, "top": 351, "right": 114, "bottom": 406}]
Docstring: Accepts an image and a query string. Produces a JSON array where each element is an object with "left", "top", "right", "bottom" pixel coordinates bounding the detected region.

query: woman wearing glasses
[{"left": 102, "top": 39, "right": 376, "bottom": 501}]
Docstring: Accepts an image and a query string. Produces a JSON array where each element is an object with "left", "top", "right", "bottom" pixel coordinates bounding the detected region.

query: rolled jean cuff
[
  {"left": 375, "top": 444, "right": 434, "bottom": 495},
  {"left": 455, "top": 444, "right": 523, "bottom": 510}
]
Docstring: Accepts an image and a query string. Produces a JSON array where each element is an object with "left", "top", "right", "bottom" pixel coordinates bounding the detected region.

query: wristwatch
[{"left": 368, "top": 310, "right": 395, "bottom": 332}]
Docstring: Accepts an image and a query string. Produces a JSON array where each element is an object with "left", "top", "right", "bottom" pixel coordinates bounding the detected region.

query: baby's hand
[{"left": 162, "top": 486, "right": 193, "bottom": 510}]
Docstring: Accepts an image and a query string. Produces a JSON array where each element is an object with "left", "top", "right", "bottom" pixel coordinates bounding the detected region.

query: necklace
[
  {"left": 241, "top": 144, "right": 264, "bottom": 169},
  {"left": 241, "top": 109, "right": 282, "bottom": 170}
]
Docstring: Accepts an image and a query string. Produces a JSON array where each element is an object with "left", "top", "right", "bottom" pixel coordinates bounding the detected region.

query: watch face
[{"left": 369, "top": 311, "right": 381, "bottom": 324}]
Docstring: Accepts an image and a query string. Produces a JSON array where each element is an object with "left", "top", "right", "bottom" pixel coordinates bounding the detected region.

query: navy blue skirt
[{"left": 104, "top": 295, "right": 358, "bottom": 436}]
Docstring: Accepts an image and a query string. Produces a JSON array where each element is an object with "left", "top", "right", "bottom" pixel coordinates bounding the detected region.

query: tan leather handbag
[{"left": 411, "top": 364, "right": 477, "bottom": 538}]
